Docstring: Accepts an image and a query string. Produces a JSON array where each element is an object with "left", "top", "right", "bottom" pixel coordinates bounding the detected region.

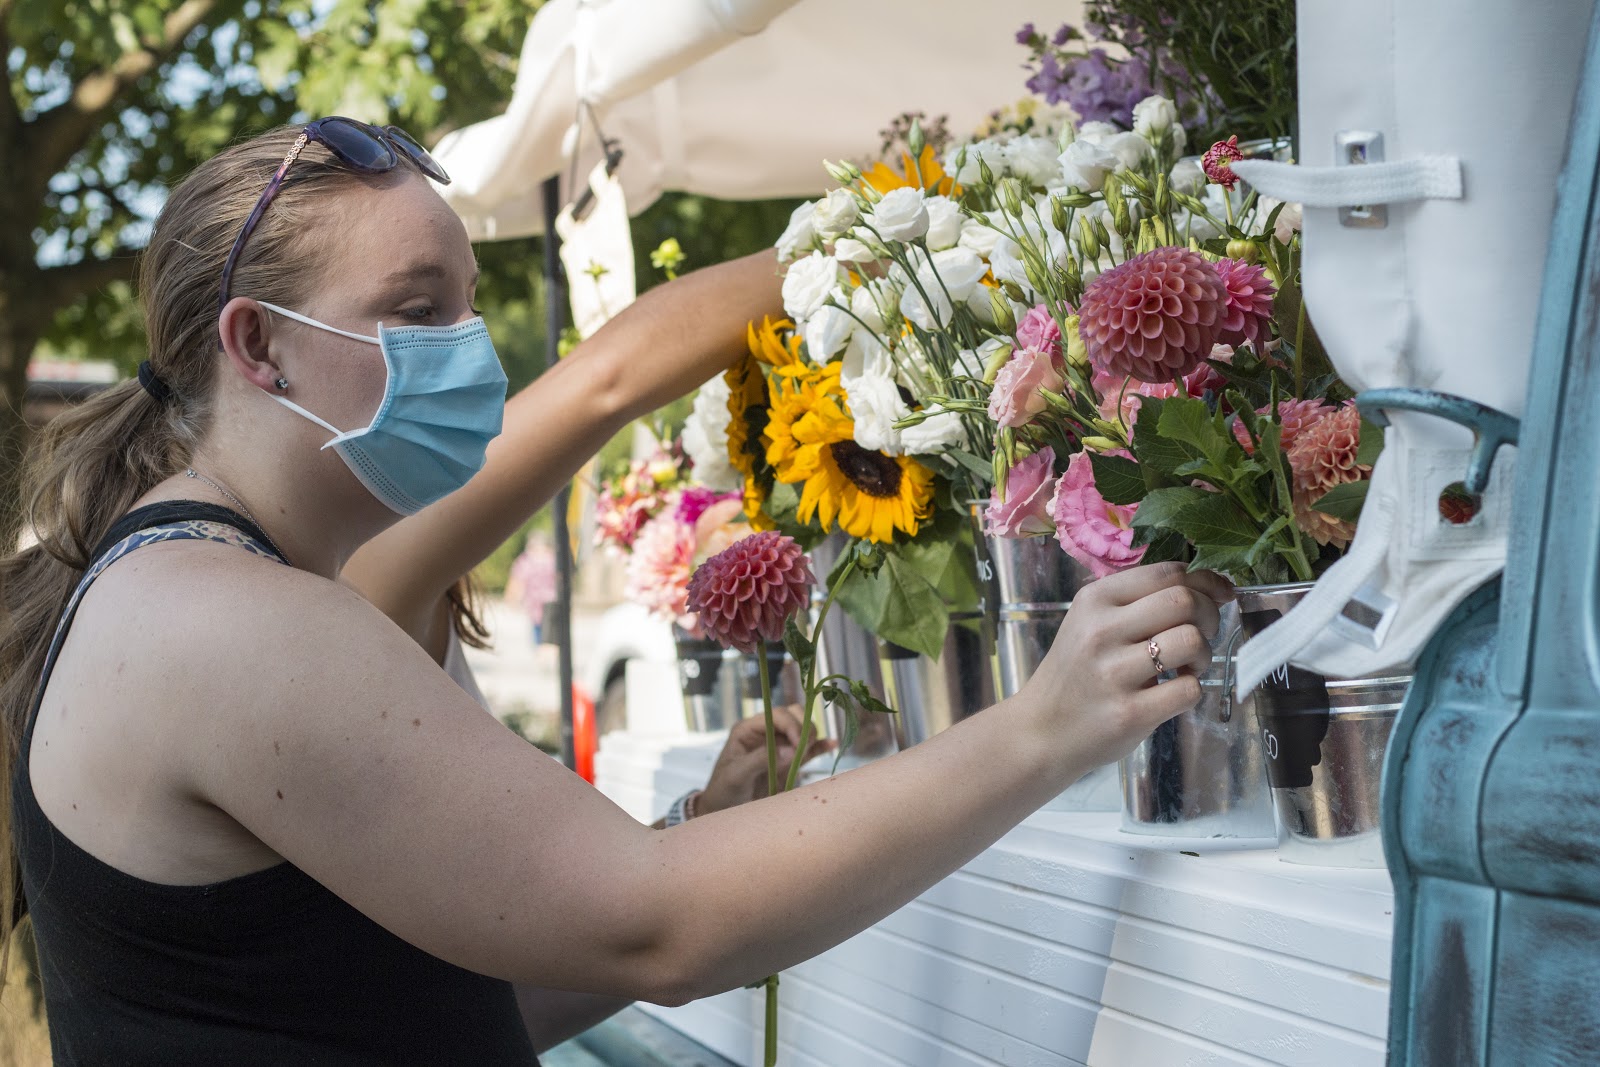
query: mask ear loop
[{"left": 255, "top": 301, "right": 386, "bottom": 449}]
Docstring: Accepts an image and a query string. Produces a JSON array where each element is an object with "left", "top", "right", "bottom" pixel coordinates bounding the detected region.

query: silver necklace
[{"left": 184, "top": 468, "right": 287, "bottom": 560}]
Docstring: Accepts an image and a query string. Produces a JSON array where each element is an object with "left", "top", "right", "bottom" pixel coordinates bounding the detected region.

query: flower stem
[
  {"left": 785, "top": 556, "right": 857, "bottom": 793},
  {"left": 1294, "top": 297, "right": 1307, "bottom": 399},
  {"left": 757, "top": 641, "right": 778, "bottom": 799},
  {"left": 764, "top": 974, "right": 780, "bottom": 1066}
]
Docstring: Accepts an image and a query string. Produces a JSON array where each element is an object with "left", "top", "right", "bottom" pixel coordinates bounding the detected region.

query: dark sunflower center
[
  {"left": 741, "top": 405, "right": 769, "bottom": 461},
  {"left": 830, "top": 440, "right": 902, "bottom": 498}
]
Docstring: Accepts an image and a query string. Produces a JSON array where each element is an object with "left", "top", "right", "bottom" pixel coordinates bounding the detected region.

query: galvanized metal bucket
[
  {"left": 1120, "top": 597, "right": 1279, "bottom": 839},
  {"left": 988, "top": 533, "right": 1120, "bottom": 810},
  {"left": 878, "top": 612, "right": 998, "bottom": 748},
  {"left": 674, "top": 631, "right": 744, "bottom": 733},
  {"left": 808, "top": 537, "right": 900, "bottom": 767},
  {"left": 1236, "top": 584, "right": 1411, "bottom": 868}
]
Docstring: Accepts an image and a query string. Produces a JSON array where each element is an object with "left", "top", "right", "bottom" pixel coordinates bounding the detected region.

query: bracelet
[{"left": 663, "top": 789, "right": 703, "bottom": 827}]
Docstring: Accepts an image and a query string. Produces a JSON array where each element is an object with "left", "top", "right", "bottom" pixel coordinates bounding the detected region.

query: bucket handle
[{"left": 1220, "top": 623, "right": 1247, "bottom": 723}]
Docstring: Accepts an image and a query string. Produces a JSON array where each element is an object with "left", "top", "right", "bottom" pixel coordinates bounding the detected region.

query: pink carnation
[
  {"left": 1213, "top": 258, "right": 1276, "bottom": 349},
  {"left": 686, "top": 531, "right": 815, "bottom": 653},
  {"left": 676, "top": 486, "right": 741, "bottom": 528},
  {"left": 624, "top": 513, "right": 698, "bottom": 628},
  {"left": 988, "top": 345, "right": 1066, "bottom": 428},
  {"left": 1231, "top": 397, "right": 1334, "bottom": 454},
  {"left": 984, "top": 447, "right": 1058, "bottom": 538},
  {"left": 1077, "top": 246, "right": 1227, "bottom": 384},
  {"left": 1015, "top": 304, "right": 1064, "bottom": 364},
  {"left": 1050, "top": 451, "right": 1146, "bottom": 579}
]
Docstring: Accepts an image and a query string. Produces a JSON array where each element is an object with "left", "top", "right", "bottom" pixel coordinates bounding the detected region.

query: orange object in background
[{"left": 571, "top": 683, "right": 597, "bottom": 783}]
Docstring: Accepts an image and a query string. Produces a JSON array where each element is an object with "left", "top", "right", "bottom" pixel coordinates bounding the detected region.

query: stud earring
[{"left": 274, "top": 377, "right": 289, "bottom": 390}]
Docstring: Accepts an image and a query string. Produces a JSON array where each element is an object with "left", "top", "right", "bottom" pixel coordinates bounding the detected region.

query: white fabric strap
[
  {"left": 1230, "top": 157, "right": 1464, "bottom": 206},
  {"left": 1232, "top": 486, "right": 1398, "bottom": 697},
  {"left": 258, "top": 301, "right": 380, "bottom": 345}
]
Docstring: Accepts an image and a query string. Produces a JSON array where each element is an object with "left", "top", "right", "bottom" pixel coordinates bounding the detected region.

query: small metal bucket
[
  {"left": 1236, "top": 584, "right": 1411, "bottom": 868},
  {"left": 808, "top": 537, "right": 900, "bottom": 766},
  {"left": 674, "top": 632, "right": 744, "bottom": 733},
  {"left": 878, "top": 612, "right": 998, "bottom": 749},
  {"left": 1120, "top": 598, "right": 1278, "bottom": 839}
]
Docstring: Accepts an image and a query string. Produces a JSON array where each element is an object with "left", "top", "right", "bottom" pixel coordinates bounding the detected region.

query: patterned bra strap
[{"left": 41, "top": 521, "right": 285, "bottom": 681}]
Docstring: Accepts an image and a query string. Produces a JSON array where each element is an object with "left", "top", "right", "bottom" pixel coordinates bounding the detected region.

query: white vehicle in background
[{"left": 579, "top": 601, "right": 676, "bottom": 740}]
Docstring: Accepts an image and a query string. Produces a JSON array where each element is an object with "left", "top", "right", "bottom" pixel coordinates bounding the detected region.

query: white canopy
[{"left": 432, "top": 0, "right": 1080, "bottom": 240}]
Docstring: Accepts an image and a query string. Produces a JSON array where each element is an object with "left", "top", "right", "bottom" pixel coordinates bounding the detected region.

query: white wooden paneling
[{"left": 596, "top": 731, "right": 1394, "bottom": 1067}]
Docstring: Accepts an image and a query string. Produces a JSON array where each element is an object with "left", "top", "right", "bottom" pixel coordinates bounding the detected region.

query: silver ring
[{"left": 1147, "top": 638, "right": 1166, "bottom": 675}]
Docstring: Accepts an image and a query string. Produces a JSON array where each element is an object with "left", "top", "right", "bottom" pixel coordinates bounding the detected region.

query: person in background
[{"left": 505, "top": 534, "right": 556, "bottom": 646}]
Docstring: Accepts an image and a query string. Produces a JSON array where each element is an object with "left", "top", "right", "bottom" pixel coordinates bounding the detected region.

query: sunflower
[
  {"left": 859, "top": 145, "right": 956, "bottom": 197},
  {"left": 765, "top": 362, "right": 935, "bottom": 544},
  {"left": 724, "top": 319, "right": 801, "bottom": 529}
]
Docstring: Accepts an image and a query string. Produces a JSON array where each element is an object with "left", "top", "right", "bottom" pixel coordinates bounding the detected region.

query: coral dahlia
[
  {"left": 1077, "top": 247, "right": 1227, "bottom": 383},
  {"left": 1233, "top": 398, "right": 1335, "bottom": 455},
  {"left": 686, "top": 531, "right": 815, "bottom": 653},
  {"left": 1287, "top": 403, "right": 1371, "bottom": 548}
]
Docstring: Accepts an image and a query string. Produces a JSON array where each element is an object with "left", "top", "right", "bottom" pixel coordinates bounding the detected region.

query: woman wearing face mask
[{"left": 0, "top": 120, "right": 1229, "bottom": 1064}]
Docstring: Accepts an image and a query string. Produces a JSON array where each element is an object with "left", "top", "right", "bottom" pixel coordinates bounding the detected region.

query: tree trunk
[{"left": 0, "top": 323, "right": 38, "bottom": 550}]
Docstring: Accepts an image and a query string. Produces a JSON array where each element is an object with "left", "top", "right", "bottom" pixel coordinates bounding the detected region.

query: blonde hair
[{"left": 0, "top": 126, "right": 400, "bottom": 974}]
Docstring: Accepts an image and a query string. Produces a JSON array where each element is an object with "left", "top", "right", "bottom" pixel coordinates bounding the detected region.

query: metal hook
[{"left": 1354, "top": 388, "right": 1520, "bottom": 496}]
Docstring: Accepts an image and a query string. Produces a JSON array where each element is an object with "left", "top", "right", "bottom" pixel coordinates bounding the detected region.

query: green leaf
[
  {"left": 1311, "top": 480, "right": 1371, "bottom": 521},
  {"left": 1131, "top": 398, "right": 1192, "bottom": 484},
  {"left": 1132, "top": 486, "right": 1259, "bottom": 548},
  {"left": 849, "top": 680, "right": 897, "bottom": 716},
  {"left": 946, "top": 449, "right": 995, "bottom": 480},
  {"left": 1129, "top": 486, "right": 1212, "bottom": 533},
  {"left": 1136, "top": 531, "right": 1190, "bottom": 565},
  {"left": 782, "top": 616, "right": 815, "bottom": 671},
  {"left": 1089, "top": 452, "right": 1145, "bottom": 506},
  {"left": 1357, "top": 418, "right": 1386, "bottom": 467},
  {"left": 1188, "top": 544, "right": 1254, "bottom": 575},
  {"left": 836, "top": 552, "right": 949, "bottom": 661},
  {"left": 1157, "top": 395, "right": 1240, "bottom": 474}
]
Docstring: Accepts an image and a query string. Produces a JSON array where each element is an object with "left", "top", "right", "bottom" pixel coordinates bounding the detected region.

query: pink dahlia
[
  {"left": 1015, "top": 304, "right": 1065, "bottom": 365},
  {"left": 1077, "top": 246, "right": 1227, "bottom": 384},
  {"left": 624, "top": 513, "right": 698, "bottom": 628},
  {"left": 1202, "top": 136, "right": 1244, "bottom": 190},
  {"left": 1232, "top": 397, "right": 1334, "bottom": 454},
  {"left": 1287, "top": 403, "right": 1371, "bottom": 548},
  {"left": 686, "top": 531, "right": 815, "bottom": 653},
  {"left": 1213, "top": 258, "right": 1276, "bottom": 349},
  {"left": 1050, "top": 451, "right": 1146, "bottom": 579}
]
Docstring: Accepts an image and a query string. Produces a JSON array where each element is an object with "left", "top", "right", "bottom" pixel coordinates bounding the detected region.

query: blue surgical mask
[{"left": 258, "top": 302, "right": 508, "bottom": 515}]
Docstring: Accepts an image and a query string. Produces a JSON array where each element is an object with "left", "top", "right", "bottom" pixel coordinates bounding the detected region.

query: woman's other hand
[{"left": 697, "top": 707, "right": 835, "bottom": 816}]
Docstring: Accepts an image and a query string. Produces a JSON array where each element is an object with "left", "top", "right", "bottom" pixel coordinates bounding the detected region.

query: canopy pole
[{"left": 542, "top": 175, "right": 578, "bottom": 770}]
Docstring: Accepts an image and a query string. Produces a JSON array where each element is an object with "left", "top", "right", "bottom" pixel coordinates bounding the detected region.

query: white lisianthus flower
[
  {"left": 1132, "top": 96, "right": 1178, "bottom": 141},
  {"left": 681, "top": 376, "right": 741, "bottom": 492},
  {"left": 957, "top": 213, "right": 1004, "bottom": 259},
  {"left": 962, "top": 336, "right": 1012, "bottom": 380},
  {"left": 841, "top": 330, "right": 891, "bottom": 382},
  {"left": 1004, "top": 135, "right": 1065, "bottom": 188},
  {"left": 832, "top": 236, "right": 878, "bottom": 264},
  {"left": 775, "top": 201, "right": 819, "bottom": 262},
  {"left": 843, "top": 372, "right": 911, "bottom": 455},
  {"left": 899, "top": 407, "right": 966, "bottom": 454},
  {"left": 900, "top": 247, "right": 988, "bottom": 329},
  {"left": 781, "top": 252, "right": 841, "bottom": 320},
  {"left": 869, "top": 187, "right": 931, "bottom": 242},
  {"left": 1058, "top": 139, "right": 1119, "bottom": 192},
  {"left": 1075, "top": 121, "right": 1121, "bottom": 145},
  {"left": 966, "top": 286, "right": 999, "bottom": 325},
  {"left": 813, "top": 188, "right": 860, "bottom": 240},
  {"left": 988, "top": 234, "right": 1029, "bottom": 293},
  {"left": 924, "top": 196, "right": 964, "bottom": 251},
  {"left": 802, "top": 302, "right": 855, "bottom": 360},
  {"left": 850, "top": 282, "right": 890, "bottom": 334},
  {"left": 1102, "top": 131, "right": 1152, "bottom": 171},
  {"left": 1169, "top": 158, "right": 1206, "bottom": 194},
  {"left": 1274, "top": 202, "right": 1303, "bottom": 244},
  {"left": 943, "top": 139, "right": 1008, "bottom": 186}
]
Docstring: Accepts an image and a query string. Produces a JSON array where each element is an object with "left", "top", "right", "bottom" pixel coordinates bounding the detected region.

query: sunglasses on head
[{"left": 217, "top": 117, "right": 452, "bottom": 313}]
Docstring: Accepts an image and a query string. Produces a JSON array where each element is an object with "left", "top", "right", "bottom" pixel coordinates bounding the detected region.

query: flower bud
[
  {"left": 1062, "top": 315, "right": 1088, "bottom": 368},
  {"left": 1051, "top": 196, "right": 1070, "bottom": 233},
  {"left": 1001, "top": 280, "right": 1028, "bottom": 304},
  {"left": 977, "top": 154, "right": 996, "bottom": 190},
  {"left": 824, "top": 159, "right": 862, "bottom": 185},
  {"left": 1112, "top": 198, "right": 1133, "bottom": 238},
  {"left": 1081, "top": 435, "right": 1123, "bottom": 452},
  {"left": 1226, "top": 239, "right": 1259, "bottom": 262},
  {"left": 907, "top": 118, "right": 926, "bottom": 160},
  {"left": 982, "top": 340, "right": 1015, "bottom": 385},
  {"left": 1153, "top": 173, "right": 1172, "bottom": 217},
  {"left": 990, "top": 289, "right": 1017, "bottom": 333},
  {"left": 1001, "top": 178, "right": 1024, "bottom": 218},
  {"left": 1077, "top": 214, "right": 1101, "bottom": 260},
  {"left": 1135, "top": 218, "right": 1159, "bottom": 255}
]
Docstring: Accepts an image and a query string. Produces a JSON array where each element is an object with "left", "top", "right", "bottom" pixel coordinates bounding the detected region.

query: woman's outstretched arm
[{"left": 342, "top": 250, "right": 782, "bottom": 650}]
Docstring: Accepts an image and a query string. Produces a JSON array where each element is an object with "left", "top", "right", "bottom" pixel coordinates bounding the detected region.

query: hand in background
[{"left": 698, "top": 707, "right": 835, "bottom": 815}]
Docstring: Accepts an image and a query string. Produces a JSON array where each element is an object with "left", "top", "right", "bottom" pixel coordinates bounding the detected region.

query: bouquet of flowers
[
  {"left": 593, "top": 444, "right": 692, "bottom": 556},
  {"left": 959, "top": 95, "right": 1385, "bottom": 585}
]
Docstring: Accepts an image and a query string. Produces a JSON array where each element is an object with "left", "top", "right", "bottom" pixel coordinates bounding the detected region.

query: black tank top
[{"left": 13, "top": 501, "right": 539, "bottom": 1065}]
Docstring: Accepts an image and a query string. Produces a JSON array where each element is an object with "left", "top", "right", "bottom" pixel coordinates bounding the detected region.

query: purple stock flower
[
  {"left": 1051, "top": 23, "right": 1073, "bottom": 46},
  {"left": 1015, "top": 22, "right": 1037, "bottom": 45}
]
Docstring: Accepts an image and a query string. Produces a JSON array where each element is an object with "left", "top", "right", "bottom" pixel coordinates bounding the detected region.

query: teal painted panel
[
  {"left": 1488, "top": 892, "right": 1600, "bottom": 1065},
  {"left": 1482, "top": 710, "right": 1600, "bottom": 901},
  {"left": 1404, "top": 876, "right": 1496, "bottom": 1067}
]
